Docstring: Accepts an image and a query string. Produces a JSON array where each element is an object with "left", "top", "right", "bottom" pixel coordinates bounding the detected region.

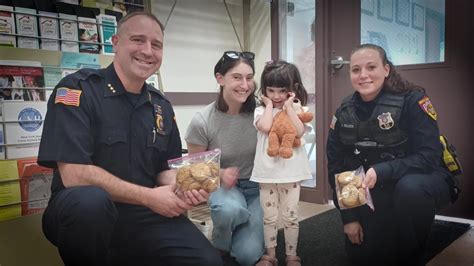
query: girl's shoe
[
  {"left": 256, "top": 255, "right": 278, "bottom": 266},
  {"left": 285, "top": 255, "right": 301, "bottom": 266}
]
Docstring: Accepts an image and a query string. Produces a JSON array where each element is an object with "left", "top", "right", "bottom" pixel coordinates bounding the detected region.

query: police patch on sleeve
[
  {"left": 330, "top": 115, "right": 337, "bottom": 130},
  {"left": 55, "top": 87, "right": 82, "bottom": 107},
  {"left": 418, "top": 96, "right": 437, "bottom": 121}
]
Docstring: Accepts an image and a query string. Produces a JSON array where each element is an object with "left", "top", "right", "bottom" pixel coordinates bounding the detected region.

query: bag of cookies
[
  {"left": 335, "top": 166, "right": 374, "bottom": 210},
  {"left": 168, "top": 148, "right": 221, "bottom": 193}
]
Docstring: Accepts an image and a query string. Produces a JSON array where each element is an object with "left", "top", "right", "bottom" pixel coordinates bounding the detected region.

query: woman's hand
[
  {"left": 362, "top": 167, "right": 378, "bottom": 189},
  {"left": 344, "top": 221, "right": 364, "bottom": 245},
  {"left": 221, "top": 167, "right": 239, "bottom": 189}
]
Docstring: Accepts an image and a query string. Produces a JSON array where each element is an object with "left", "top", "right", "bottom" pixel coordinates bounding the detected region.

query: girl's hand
[
  {"left": 284, "top": 92, "right": 295, "bottom": 110},
  {"left": 261, "top": 95, "right": 273, "bottom": 107},
  {"left": 221, "top": 167, "right": 239, "bottom": 189}
]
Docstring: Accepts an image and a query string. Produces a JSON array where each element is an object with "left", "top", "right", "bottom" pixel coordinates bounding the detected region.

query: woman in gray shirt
[{"left": 185, "top": 51, "right": 264, "bottom": 266}]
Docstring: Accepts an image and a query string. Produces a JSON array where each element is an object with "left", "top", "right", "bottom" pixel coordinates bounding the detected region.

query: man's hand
[
  {"left": 344, "top": 221, "right": 364, "bottom": 245},
  {"left": 179, "top": 189, "right": 209, "bottom": 206},
  {"left": 362, "top": 167, "right": 377, "bottom": 189},
  {"left": 146, "top": 184, "right": 191, "bottom": 217},
  {"left": 221, "top": 167, "right": 239, "bottom": 189}
]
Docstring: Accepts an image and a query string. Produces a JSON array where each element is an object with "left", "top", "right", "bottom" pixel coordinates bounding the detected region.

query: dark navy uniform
[
  {"left": 327, "top": 88, "right": 452, "bottom": 265},
  {"left": 38, "top": 64, "right": 222, "bottom": 266}
]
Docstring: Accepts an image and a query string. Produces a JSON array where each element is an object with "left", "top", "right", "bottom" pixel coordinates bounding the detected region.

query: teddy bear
[{"left": 267, "top": 99, "right": 313, "bottom": 158}]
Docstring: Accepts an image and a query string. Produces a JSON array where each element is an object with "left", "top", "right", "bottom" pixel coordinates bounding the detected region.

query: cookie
[
  {"left": 190, "top": 163, "right": 212, "bottom": 181},
  {"left": 348, "top": 175, "right": 362, "bottom": 188},
  {"left": 207, "top": 162, "right": 220, "bottom": 177},
  {"left": 341, "top": 184, "right": 360, "bottom": 207},
  {"left": 337, "top": 171, "right": 355, "bottom": 186},
  {"left": 176, "top": 166, "right": 191, "bottom": 183},
  {"left": 187, "top": 181, "right": 202, "bottom": 191},
  {"left": 202, "top": 179, "right": 218, "bottom": 193},
  {"left": 179, "top": 178, "right": 194, "bottom": 191},
  {"left": 358, "top": 188, "right": 367, "bottom": 205}
]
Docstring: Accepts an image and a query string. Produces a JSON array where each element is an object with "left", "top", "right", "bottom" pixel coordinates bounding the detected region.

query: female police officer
[
  {"left": 326, "top": 44, "right": 454, "bottom": 265},
  {"left": 38, "top": 12, "right": 222, "bottom": 266}
]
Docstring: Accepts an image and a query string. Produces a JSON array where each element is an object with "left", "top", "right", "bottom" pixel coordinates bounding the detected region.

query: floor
[
  {"left": 188, "top": 201, "right": 474, "bottom": 265},
  {"left": 427, "top": 215, "right": 474, "bottom": 266}
]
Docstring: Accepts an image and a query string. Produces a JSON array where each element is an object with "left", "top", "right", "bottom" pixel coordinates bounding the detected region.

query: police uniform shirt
[
  {"left": 38, "top": 64, "right": 182, "bottom": 196},
  {"left": 327, "top": 88, "right": 444, "bottom": 224}
]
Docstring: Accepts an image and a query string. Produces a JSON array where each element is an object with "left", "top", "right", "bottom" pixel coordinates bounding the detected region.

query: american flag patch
[{"left": 55, "top": 87, "right": 82, "bottom": 107}]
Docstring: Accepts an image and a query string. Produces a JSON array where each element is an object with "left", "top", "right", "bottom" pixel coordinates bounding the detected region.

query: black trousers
[
  {"left": 42, "top": 186, "right": 222, "bottom": 266},
  {"left": 345, "top": 170, "right": 452, "bottom": 266}
]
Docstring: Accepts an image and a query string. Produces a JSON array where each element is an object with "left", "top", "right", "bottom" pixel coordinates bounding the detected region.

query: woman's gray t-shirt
[{"left": 185, "top": 103, "right": 257, "bottom": 180}]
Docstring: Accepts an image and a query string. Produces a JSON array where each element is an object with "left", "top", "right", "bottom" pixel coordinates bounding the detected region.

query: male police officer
[{"left": 38, "top": 12, "right": 222, "bottom": 266}]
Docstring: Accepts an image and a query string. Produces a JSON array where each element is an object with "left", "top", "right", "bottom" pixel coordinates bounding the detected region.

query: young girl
[{"left": 251, "top": 60, "right": 312, "bottom": 266}]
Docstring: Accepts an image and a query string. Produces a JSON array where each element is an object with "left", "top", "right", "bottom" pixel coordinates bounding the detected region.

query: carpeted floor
[{"left": 223, "top": 208, "right": 471, "bottom": 266}]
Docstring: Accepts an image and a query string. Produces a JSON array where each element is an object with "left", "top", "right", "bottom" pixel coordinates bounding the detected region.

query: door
[
  {"left": 273, "top": 0, "right": 358, "bottom": 204},
  {"left": 274, "top": 0, "right": 472, "bottom": 218},
  {"left": 321, "top": 0, "right": 473, "bottom": 218}
]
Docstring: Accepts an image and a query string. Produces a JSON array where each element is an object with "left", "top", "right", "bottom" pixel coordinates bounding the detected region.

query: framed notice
[
  {"left": 412, "top": 3, "right": 425, "bottom": 31},
  {"left": 377, "top": 0, "right": 394, "bottom": 22},
  {"left": 396, "top": 0, "right": 410, "bottom": 26},
  {"left": 361, "top": 0, "right": 375, "bottom": 16}
]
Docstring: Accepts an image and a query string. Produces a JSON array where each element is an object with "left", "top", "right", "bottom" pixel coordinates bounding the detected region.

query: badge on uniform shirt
[
  {"left": 418, "top": 96, "right": 438, "bottom": 121},
  {"left": 55, "top": 87, "right": 82, "bottom": 107},
  {"left": 377, "top": 112, "right": 394, "bottom": 130},
  {"left": 154, "top": 104, "right": 165, "bottom": 135},
  {"left": 329, "top": 115, "right": 337, "bottom": 130}
]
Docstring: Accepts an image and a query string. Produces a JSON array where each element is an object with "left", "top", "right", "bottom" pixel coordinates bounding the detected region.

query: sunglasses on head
[{"left": 222, "top": 51, "right": 255, "bottom": 61}]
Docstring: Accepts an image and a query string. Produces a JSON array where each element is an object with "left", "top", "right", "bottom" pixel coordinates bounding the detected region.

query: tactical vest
[{"left": 337, "top": 93, "right": 409, "bottom": 168}]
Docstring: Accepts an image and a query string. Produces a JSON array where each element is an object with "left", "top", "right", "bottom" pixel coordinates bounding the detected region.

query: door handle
[{"left": 330, "top": 56, "right": 350, "bottom": 70}]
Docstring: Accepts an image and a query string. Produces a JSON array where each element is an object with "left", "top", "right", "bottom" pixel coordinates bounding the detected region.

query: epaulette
[
  {"left": 377, "top": 93, "right": 404, "bottom": 107},
  {"left": 147, "top": 83, "right": 170, "bottom": 104},
  {"left": 340, "top": 94, "right": 356, "bottom": 108},
  {"left": 56, "top": 68, "right": 102, "bottom": 90}
]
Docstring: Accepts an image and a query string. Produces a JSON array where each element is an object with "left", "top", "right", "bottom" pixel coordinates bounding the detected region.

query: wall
[
  {"left": 0, "top": 47, "right": 114, "bottom": 266},
  {"left": 361, "top": 0, "right": 444, "bottom": 65},
  {"left": 151, "top": 0, "right": 271, "bottom": 147},
  {"left": 0, "top": 2, "right": 271, "bottom": 265}
]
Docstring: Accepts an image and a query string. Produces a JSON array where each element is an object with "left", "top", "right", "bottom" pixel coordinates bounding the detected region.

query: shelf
[{"left": 0, "top": 46, "right": 114, "bottom": 67}]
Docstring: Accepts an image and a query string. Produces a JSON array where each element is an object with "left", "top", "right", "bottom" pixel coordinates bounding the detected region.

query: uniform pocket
[
  {"left": 146, "top": 132, "right": 169, "bottom": 152},
  {"left": 99, "top": 130, "right": 127, "bottom": 145},
  {"left": 96, "top": 129, "right": 128, "bottom": 169}
]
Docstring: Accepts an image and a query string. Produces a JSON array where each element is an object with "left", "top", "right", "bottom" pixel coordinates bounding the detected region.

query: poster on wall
[
  {"left": 0, "top": 5, "right": 16, "bottom": 47},
  {"left": 78, "top": 16, "right": 100, "bottom": 54},
  {"left": 0, "top": 61, "right": 46, "bottom": 102}
]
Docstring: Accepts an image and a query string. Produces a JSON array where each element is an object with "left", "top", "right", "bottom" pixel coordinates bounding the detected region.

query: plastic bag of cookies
[
  {"left": 168, "top": 148, "right": 221, "bottom": 193},
  {"left": 335, "top": 166, "right": 374, "bottom": 210}
]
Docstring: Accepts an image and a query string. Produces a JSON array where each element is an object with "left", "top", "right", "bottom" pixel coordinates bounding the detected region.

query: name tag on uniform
[
  {"left": 341, "top": 123, "right": 355, "bottom": 128},
  {"left": 154, "top": 104, "right": 165, "bottom": 135}
]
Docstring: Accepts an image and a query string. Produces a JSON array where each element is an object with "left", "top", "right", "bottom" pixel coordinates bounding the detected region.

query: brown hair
[
  {"left": 117, "top": 12, "right": 164, "bottom": 34},
  {"left": 259, "top": 60, "right": 308, "bottom": 106},
  {"left": 214, "top": 54, "right": 256, "bottom": 113}
]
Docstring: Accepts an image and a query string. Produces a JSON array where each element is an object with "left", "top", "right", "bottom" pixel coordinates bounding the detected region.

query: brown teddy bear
[{"left": 267, "top": 99, "right": 313, "bottom": 158}]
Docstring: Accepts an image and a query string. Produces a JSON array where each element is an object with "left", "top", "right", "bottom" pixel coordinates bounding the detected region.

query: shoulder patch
[
  {"left": 417, "top": 96, "right": 437, "bottom": 121},
  {"left": 55, "top": 87, "right": 82, "bottom": 107},
  {"left": 330, "top": 115, "right": 337, "bottom": 130}
]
